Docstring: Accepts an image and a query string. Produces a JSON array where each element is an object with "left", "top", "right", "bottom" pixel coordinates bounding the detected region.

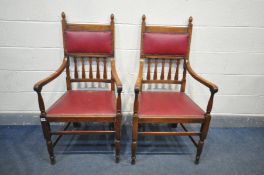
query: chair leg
[
  {"left": 195, "top": 115, "right": 211, "bottom": 164},
  {"left": 114, "top": 114, "right": 121, "bottom": 163},
  {"left": 195, "top": 140, "right": 204, "bottom": 164},
  {"left": 41, "top": 119, "right": 55, "bottom": 165},
  {"left": 131, "top": 115, "right": 139, "bottom": 165}
]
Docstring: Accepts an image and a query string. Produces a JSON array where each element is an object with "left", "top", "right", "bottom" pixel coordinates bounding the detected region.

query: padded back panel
[
  {"left": 143, "top": 33, "right": 188, "bottom": 56},
  {"left": 65, "top": 31, "right": 112, "bottom": 54}
]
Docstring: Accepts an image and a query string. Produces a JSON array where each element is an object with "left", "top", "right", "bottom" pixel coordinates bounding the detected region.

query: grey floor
[{"left": 0, "top": 124, "right": 263, "bottom": 175}]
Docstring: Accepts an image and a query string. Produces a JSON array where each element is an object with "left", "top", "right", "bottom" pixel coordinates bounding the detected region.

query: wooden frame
[
  {"left": 131, "top": 15, "right": 218, "bottom": 164},
  {"left": 33, "top": 12, "right": 122, "bottom": 164}
]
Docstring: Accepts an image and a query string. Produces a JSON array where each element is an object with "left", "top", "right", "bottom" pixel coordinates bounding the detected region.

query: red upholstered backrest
[
  {"left": 65, "top": 31, "right": 112, "bottom": 54},
  {"left": 143, "top": 33, "right": 188, "bottom": 56}
]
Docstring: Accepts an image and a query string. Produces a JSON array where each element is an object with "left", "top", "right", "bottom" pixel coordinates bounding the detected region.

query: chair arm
[
  {"left": 134, "top": 60, "right": 144, "bottom": 94},
  {"left": 186, "top": 62, "right": 218, "bottom": 93},
  {"left": 186, "top": 61, "right": 218, "bottom": 114},
  {"left": 33, "top": 58, "right": 67, "bottom": 92},
  {"left": 111, "top": 59, "right": 122, "bottom": 93}
]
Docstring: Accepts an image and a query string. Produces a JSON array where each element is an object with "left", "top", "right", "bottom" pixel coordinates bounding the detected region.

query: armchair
[
  {"left": 33, "top": 12, "right": 122, "bottom": 164},
  {"left": 131, "top": 15, "right": 218, "bottom": 164}
]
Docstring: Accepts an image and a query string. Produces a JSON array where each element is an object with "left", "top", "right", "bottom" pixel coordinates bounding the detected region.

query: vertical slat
[
  {"left": 174, "top": 59, "right": 180, "bottom": 81},
  {"left": 96, "top": 57, "right": 100, "bottom": 79},
  {"left": 89, "top": 58, "right": 93, "bottom": 79},
  {"left": 74, "top": 57, "right": 78, "bottom": 79},
  {"left": 146, "top": 59, "right": 151, "bottom": 80},
  {"left": 160, "top": 59, "right": 165, "bottom": 80},
  {"left": 153, "top": 59, "right": 158, "bottom": 80},
  {"left": 181, "top": 59, "right": 187, "bottom": 92},
  {"left": 81, "top": 58, "right": 85, "bottom": 79},
  {"left": 167, "top": 59, "right": 172, "bottom": 80},
  {"left": 103, "top": 58, "right": 107, "bottom": 79}
]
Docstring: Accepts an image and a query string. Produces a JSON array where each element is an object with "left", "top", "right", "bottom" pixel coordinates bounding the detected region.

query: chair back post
[
  {"left": 110, "top": 14, "right": 115, "bottom": 57},
  {"left": 110, "top": 14, "right": 116, "bottom": 91},
  {"left": 140, "top": 15, "right": 146, "bottom": 59},
  {"left": 61, "top": 12, "right": 72, "bottom": 90},
  {"left": 61, "top": 12, "right": 67, "bottom": 56},
  {"left": 138, "top": 15, "right": 146, "bottom": 92},
  {"left": 180, "top": 16, "right": 193, "bottom": 92},
  {"left": 186, "top": 16, "right": 193, "bottom": 61}
]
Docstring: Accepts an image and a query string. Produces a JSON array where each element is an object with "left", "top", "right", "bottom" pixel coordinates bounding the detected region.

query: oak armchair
[
  {"left": 131, "top": 15, "right": 218, "bottom": 164},
  {"left": 33, "top": 12, "right": 122, "bottom": 164}
]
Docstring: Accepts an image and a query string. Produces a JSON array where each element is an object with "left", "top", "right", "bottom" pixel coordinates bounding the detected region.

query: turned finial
[
  {"left": 111, "top": 14, "right": 114, "bottom": 21},
  {"left": 142, "top": 14, "right": 146, "bottom": 21},
  {"left": 61, "top": 12, "right": 66, "bottom": 19},
  {"left": 189, "top": 16, "right": 193, "bottom": 24}
]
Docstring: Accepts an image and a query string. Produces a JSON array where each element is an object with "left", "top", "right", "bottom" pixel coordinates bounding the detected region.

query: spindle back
[
  {"left": 140, "top": 15, "right": 193, "bottom": 92},
  {"left": 61, "top": 12, "right": 115, "bottom": 90}
]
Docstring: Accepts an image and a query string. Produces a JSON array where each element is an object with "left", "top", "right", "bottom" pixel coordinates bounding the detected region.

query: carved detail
[
  {"left": 142, "top": 14, "right": 146, "bottom": 21},
  {"left": 111, "top": 14, "right": 114, "bottom": 21},
  {"left": 61, "top": 12, "right": 66, "bottom": 19},
  {"left": 189, "top": 16, "right": 193, "bottom": 24}
]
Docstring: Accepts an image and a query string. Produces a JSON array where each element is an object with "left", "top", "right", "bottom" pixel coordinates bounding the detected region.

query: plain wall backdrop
[{"left": 0, "top": 0, "right": 264, "bottom": 118}]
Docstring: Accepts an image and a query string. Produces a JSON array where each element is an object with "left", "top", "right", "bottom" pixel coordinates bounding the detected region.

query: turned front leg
[{"left": 131, "top": 115, "right": 139, "bottom": 164}]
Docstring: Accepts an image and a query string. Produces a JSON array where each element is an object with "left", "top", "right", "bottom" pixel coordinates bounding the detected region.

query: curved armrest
[
  {"left": 33, "top": 58, "right": 67, "bottom": 92},
  {"left": 111, "top": 59, "right": 122, "bottom": 93},
  {"left": 186, "top": 61, "right": 218, "bottom": 114},
  {"left": 186, "top": 62, "right": 218, "bottom": 93},
  {"left": 134, "top": 60, "right": 144, "bottom": 94}
]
